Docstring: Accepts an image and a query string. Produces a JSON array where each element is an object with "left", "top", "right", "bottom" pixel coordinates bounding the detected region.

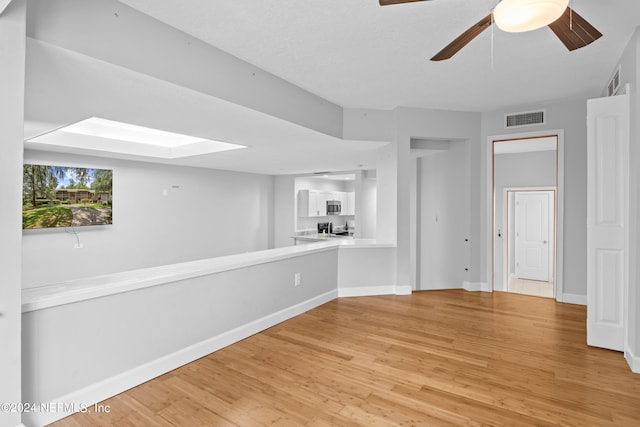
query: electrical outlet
[
  {"left": 74, "top": 243, "right": 84, "bottom": 249},
  {"left": 294, "top": 273, "right": 301, "bottom": 287}
]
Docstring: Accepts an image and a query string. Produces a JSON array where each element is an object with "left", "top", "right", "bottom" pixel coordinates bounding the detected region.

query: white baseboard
[
  {"left": 462, "top": 281, "right": 481, "bottom": 292},
  {"left": 395, "top": 285, "right": 412, "bottom": 295},
  {"left": 463, "top": 282, "right": 491, "bottom": 292},
  {"left": 338, "top": 285, "right": 397, "bottom": 297},
  {"left": 22, "top": 289, "right": 338, "bottom": 427},
  {"left": 416, "top": 284, "right": 455, "bottom": 291},
  {"left": 416, "top": 283, "right": 490, "bottom": 292},
  {"left": 625, "top": 344, "right": 640, "bottom": 374},
  {"left": 561, "top": 293, "right": 587, "bottom": 305}
]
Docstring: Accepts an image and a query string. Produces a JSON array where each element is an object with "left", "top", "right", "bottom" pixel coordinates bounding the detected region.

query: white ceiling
[
  {"left": 0, "top": 0, "right": 12, "bottom": 15},
  {"left": 118, "top": 0, "right": 640, "bottom": 112}
]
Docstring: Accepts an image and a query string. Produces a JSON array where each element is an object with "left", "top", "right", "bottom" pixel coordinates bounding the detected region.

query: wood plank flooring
[{"left": 50, "top": 290, "right": 640, "bottom": 426}]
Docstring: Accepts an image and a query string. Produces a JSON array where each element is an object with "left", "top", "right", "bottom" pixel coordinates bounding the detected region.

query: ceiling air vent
[
  {"left": 607, "top": 65, "right": 621, "bottom": 96},
  {"left": 504, "top": 110, "right": 545, "bottom": 129}
]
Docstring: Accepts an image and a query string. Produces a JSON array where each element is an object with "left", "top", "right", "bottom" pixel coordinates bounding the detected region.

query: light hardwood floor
[{"left": 50, "top": 290, "right": 640, "bottom": 426}]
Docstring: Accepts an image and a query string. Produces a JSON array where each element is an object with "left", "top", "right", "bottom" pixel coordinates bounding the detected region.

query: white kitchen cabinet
[
  {"left": 298, "top": 189, "right": 356, "bottom": 217},
  {"left": 317, "top": 191, "right": 330, "bottom": 216},
  {"left": 345, "top": 192, "right": 355, "bottom": 215},
  {"left": 311, "top": 191, "right": 323, "bottom": 216},
  {"left": 298, "top": 189, "right": 326, "bottom": 217}
]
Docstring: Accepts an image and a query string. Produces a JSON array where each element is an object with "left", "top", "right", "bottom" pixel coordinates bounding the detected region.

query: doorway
[
  {"left": 505, "top": 189, "right": 556, "bottom": 297},
  {"left": 412, "top": 138, "right": 470, "bottom": 291},
  {"left": 491, "top": 134, "right": 563, "bottom": 300}
]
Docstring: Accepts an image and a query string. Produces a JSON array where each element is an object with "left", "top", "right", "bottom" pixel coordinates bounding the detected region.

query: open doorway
[
  {"left": 504, "top": 189, "right": 556, "bottom": 297},
  {"left": 492, "top": 135, "right": 559, "bottom": 299},
  {"left": 412, "top": 138, "right": 470, "bottom": 291}
]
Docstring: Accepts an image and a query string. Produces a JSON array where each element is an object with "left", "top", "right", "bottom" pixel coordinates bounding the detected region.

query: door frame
[
  {"left": 485, "top": 129, "right": 565, "bottom": 302},
  {"left": 503, "top": 187, "right": 556, "bottom": 292}
]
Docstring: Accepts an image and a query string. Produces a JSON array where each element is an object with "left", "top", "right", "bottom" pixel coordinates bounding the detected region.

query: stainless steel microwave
[{"left": 326, "top": 200, "right": 341, "bottom": 215}]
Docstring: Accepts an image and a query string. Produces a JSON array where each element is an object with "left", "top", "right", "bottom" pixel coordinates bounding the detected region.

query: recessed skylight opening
[
  {"left": 27, "top": 117, "right": 247, "bottom": 159},
  {"left": 62, "top": 117, "right": 208, "bottom": 147}
]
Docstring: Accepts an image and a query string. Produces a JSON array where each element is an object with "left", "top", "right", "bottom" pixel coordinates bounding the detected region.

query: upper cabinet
[
  {"left": 297, "top": 189, "right": 355, "bottom": 217},
  {"left": 298, "top": 189, "right": 322, "bottom": 217},
  {"left": 345, "top": 191, "right": 355, "bottom": 216}
]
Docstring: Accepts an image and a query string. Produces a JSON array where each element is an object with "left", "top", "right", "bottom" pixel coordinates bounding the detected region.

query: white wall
[
  {"left": 274, "top": 175, "right": 296, "bottom": 248},
  {"left": 481, "top": 99, "right": 589, "bottom": 297},
  {"left": 22, "top": 150, "right": 274, "bottom": 287},
  {"left": 493, "top": 150, "right": 557, "bottom": 290},
  {"left": 0, "top": 2, "right": 25, "bottom": 426},
  {"left": 357, "top": 171, "right": 377, "bottom": 239},
  {"left": 337, "top": 247, "right": 396, "bottom": 294},
  {"left": 343, "top": 108, "right": 394, "bottom": 142},
  {"left": 376, "top": 142, "right": 398, "bottom": 244},
  {"left": 418, "top": 141, "right": 470, "bottom": 290}
]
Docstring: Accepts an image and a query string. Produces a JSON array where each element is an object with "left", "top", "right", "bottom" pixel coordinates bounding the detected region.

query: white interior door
[
  {"left": 515, "top": 192, "right": 552, "bottom": 282},
  {"left": 587, "top": 93, "right": 629, "bottom": 352}
]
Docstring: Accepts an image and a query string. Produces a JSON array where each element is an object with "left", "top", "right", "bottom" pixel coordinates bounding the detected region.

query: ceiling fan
[{"left": 379, "top": 0, "right": 603, "bottom": 61}]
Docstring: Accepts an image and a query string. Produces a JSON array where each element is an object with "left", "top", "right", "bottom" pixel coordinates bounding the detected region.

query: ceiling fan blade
[
  {"left": 548, "top": 7, "right": 602, "bottom": 51},
  {"left": 379, "top": 0, "right": 430, "bottom": 5},
  {"left": 431, "top": 13, "right": 492, "bottom": 61}
]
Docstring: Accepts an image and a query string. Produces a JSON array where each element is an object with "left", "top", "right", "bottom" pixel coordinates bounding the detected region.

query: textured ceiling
[{"left": 118, "top": 0, "right": 640, "bottom": 112}]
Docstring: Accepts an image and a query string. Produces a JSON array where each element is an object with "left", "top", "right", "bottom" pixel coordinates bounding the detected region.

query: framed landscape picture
[{"left": 22, "top": 164, "right": 113, "bottom": 229}]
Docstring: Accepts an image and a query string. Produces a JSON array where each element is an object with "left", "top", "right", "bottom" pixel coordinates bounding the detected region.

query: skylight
[{"left": 27, "top": 117, "right": 247, "bottom": 159}]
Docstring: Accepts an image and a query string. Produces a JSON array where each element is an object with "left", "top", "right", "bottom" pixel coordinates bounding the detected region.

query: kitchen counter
[
  {"left": 22, "top": 238, "right": 394, "bottom": 312},
  {"left": 292, "top": 233, "right": 354, "bottom": 244}
]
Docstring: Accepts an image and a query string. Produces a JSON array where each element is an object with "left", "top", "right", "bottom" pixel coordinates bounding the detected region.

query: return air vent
[
  {"left": 504, "top": 110, "right": 545, "bottom": 129},
  {"left": 607, "top": 65, "right": 621, "bottom": 96}
]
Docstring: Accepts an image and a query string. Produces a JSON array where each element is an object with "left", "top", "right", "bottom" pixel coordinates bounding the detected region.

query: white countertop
[
  {"left": 22, "top": 239, "right": 394, "bottom": 313},
  {"left": 293, "top": 233, "right": 354, "bottom": 241}
]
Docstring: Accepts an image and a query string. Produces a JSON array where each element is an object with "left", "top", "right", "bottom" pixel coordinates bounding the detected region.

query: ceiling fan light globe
[{"left": 494, "top": 0, "right": 569, "bottom": 33}]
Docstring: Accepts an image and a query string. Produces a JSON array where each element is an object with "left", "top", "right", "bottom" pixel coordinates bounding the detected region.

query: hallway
[{"left": 508, "top": 277, "right": 554, "bottom": 298}]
